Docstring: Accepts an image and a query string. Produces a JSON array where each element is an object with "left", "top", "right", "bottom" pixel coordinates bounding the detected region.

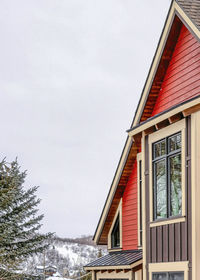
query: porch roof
[{"left": 84, "top": 250, "right": 142, "bottom": 268}]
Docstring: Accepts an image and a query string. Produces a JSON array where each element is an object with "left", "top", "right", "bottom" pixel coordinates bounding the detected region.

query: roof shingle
[
  {"left": 176, "top": 0, "right": 200, "bottom": 29},
  {"left": 84, "top": 250, "right": 142, "bottom": 268}
]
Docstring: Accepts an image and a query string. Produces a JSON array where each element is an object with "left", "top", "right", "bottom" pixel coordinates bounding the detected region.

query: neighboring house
[
  {"left": 36, "top": 265, "right": 57, "bottom": 277},
  {"left": 35, "top": 265, "right": 44, "bottom": 275},
  {"left": 45, "top": 265, "right": 58, "bottom": 276},
  {"left": 85, "top": 1, "right": 200, "bottom": 280}
]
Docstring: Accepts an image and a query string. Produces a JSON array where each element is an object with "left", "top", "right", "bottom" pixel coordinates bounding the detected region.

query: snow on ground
[
  {"left": 46, "top": 272, "right": 69, "bottom": 280},
  {"left": 57, "top": 243, "right": 79, "bottom": 263},
  {"left": 22, "top": 237, "right": 107, "bottom": 277},
  {"left": 55, "top": 242, "right": 100, "bottom": 266}
]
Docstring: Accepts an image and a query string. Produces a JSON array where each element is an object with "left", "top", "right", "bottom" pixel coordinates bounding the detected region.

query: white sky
[{"left": 0, "top": 0, "right": 171, "bottom": 237}]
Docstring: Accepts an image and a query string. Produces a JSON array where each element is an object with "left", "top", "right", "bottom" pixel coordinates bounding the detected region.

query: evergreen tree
[{"left": 0, "top": 159, "right": 52, "bottom": 279}]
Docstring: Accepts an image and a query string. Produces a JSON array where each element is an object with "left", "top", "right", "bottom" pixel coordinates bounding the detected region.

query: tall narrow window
[
  {"left": 111, "top": 215, "right": 120, "bottom": 248},
  {"left": 153, "top": 132, "right": 182, "bottom": 220}
]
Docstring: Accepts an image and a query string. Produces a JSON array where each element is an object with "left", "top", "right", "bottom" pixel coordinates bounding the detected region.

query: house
[
  {"left": 36, "top": 265, "right": 44, "bottom": 275},
  {"left": 45, "top": 265, "right": 57, "bottom": 276},
  {"left": 36, "top": 265, "right": 57, "bottom": 277},
  {"left": 84, "top": 1, "right": 200, "bottom": 280}
]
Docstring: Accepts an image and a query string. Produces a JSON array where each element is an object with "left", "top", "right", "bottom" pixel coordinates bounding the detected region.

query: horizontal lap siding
[
  {"left": 152, "top": 24, "right": 200, "bottom": 116},
  {"left": 122, "top": 161, "right": 138, "bottom": 250}
]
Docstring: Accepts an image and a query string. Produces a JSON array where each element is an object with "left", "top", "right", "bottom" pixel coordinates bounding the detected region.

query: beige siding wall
[
  {"left": 191, "top": 110, "right": 200, "bottom": 280},
  {"left": 96, "top": 270, "right": 132, "bottom": 280},
  {"left": 96, "top": 269, "right": 142, "bottom": 280}
]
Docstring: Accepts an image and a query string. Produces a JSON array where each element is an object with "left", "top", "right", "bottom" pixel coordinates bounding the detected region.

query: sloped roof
[
  {"left": 93, "top": 0, "right": 200, "bottom": 246},
  {"left": 177, "top": 0, "right": 200, "bottom": 29},
  {"left": 85, "top": 250, "right": 142, "bottom": 268},
  {"left": 131, "top": 0, "right": 200, "bottom": 127}
]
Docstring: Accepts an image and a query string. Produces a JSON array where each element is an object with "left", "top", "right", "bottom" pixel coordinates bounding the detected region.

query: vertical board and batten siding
[
  {"left": 152, "top": 24, "right": 200, "bottom": 116},
  {"left": 122, "top": 161, "right": 138, "bottom": 250},
  {"left": 145, "top": 117, "right": 192, "bottom": 280}
]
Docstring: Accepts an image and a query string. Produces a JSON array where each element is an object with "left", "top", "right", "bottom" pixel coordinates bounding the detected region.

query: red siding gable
[
  {"left": 122, "top": 161, "right": 138, "bottom": 250},
  {"left": 152, "top": 24, "right": 200, "bottom": 116}
]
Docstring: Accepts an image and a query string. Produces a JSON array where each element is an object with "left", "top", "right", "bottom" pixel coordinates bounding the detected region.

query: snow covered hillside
[{"left": 24, "top": 236, "right": 107, "bottom": 277}]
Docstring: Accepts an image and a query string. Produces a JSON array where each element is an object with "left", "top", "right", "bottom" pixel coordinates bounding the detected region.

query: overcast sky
[{"left": 0, "top": 0, "right": 171, "bottom": 238}]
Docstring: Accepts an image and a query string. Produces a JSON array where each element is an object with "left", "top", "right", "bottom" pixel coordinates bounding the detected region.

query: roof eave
[
  {"left": 84, "top": 260, "right": 143, "bottom": 271},
  {"left": 128, "top": 96, "right": 200, "bottom": 138}
]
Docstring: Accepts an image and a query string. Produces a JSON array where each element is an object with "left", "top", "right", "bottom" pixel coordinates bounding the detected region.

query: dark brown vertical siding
[
  {"left": 146, "top": 117, "right": 192, "bottom": 279},
  {"left": 157, "top": 226, "right": 163, "bottom": 262},
  {"left": 151, "top": 227, "right": 157, "bottom": 263},
  {"left": 169, "top": 224, "right": 175, "bottom": 262},
  {"left": 175, "top": 223, "right": 181, "bottom": 261},
  {"left": 181, "top": 222, "right": 187, "bottom": 261},
  {"left": 163, "top": 225, "right": 169, "bottom": 262},
  {"left": 150, "top": 221, "right": 188, "bottom": 262}
]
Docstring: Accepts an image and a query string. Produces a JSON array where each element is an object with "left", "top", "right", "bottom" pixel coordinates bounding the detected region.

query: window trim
[
  {"left": 108, "top": 198, "right": 122, "bottom": 251},
  {"left": 137, "top": 152, "right": 142, "bottom": 248},
  {"left": 152, "top": 133, "right": 182, "bottom": 220},
  {"left": 149, "top": 261, "right": 189, "bottom": 280},
  {"left": 149, "top": 119, "right": 186, "bottom": 225}
]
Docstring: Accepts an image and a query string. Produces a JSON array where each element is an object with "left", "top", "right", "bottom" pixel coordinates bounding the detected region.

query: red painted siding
[
  {"left": 122, "top": 161, "right": 138, "bottom": 250},
  {"left": 152, "top": 24, "right": 200, "bottom": 116}
]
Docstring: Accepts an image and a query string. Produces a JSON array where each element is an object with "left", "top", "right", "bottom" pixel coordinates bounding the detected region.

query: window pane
[
  {"left": 154, "top": 142, "right": 161, "bottom": 158},
  {"left": 155, "top": 159, "right": 167, "bottom": 219},
  {"left": 170, "top": 154, "right": 182, "bottom": 216},
  {"left": 176, "top": 134, "right": 181, "bottom": 150},
  {"left": 152, "top": 273, "right": 167, "bottom": 280},
  {"left": 169, "top": 133, "right": 181, "bottom": 152},
  {"left": 161, "top": 140, "right": 166, "bottom": 156},
  {"left": 169, "top": 135, "right": 176, "bottom": 152},
  {"left": 111, "top": 216, "right": 120, "bottom": 248},
  {"left": 154, "top": 140, "right": 166, "bottom": 159},
  {"left": 169, "top": 272, "right": 184, "bottom": 280}
]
